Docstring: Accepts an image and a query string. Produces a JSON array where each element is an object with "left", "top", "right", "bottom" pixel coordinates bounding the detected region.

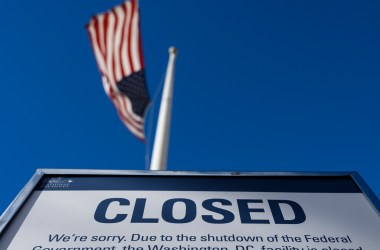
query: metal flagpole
[{"left": 150, "top": 47, "right": 178, "bottom": 171}]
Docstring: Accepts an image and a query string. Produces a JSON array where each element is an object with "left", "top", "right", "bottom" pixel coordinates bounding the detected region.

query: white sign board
[{"left": 0, "top": 170, "right": 379, "bottom": 250}]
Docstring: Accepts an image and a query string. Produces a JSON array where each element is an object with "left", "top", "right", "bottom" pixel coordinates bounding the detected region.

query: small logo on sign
[{"left": 41, "top": 177, "right": 73, "bottom": 189}]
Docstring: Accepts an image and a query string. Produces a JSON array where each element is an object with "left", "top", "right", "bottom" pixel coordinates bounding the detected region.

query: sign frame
[
  {"left": 0, "top": 169, "right": 380, "bottom": 250},
  {"left": 1, "top": 168, "right": 379, "bottom": 236}
]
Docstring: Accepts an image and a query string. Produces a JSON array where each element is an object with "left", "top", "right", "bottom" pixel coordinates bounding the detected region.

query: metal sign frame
[
  {"left": 0, "top": 169, "right": 380, "bottom": 250},
  {"left": 1, "top": 168, "right": 379, "bottom": 236}
]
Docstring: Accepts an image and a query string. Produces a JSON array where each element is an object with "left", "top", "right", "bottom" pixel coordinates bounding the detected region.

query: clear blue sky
[{"left": 0, "top": 0, "right": 379, "bottom": 215}]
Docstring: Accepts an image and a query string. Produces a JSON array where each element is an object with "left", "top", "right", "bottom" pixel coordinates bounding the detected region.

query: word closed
[{"left": 94, "top": 198, "right": 306, "bottom": 224}]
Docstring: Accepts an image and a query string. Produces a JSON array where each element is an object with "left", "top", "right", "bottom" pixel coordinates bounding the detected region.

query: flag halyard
[{"left": 87, "top": 0, "right": 150, "bottom": 141}]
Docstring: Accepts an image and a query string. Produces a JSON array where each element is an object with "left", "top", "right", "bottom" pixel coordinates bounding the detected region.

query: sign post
[{"left": 1, "top": 170, "right": 379, "bottom": 250}]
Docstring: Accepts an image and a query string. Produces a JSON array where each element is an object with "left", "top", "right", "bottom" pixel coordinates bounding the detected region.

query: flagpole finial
[{"left": 169, "top": 46, "right": 178, "bottom": 55}]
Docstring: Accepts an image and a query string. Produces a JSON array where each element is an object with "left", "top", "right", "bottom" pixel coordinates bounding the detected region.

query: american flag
[{"left": 87, "top": 0, "right": 150, "bottom": 141}]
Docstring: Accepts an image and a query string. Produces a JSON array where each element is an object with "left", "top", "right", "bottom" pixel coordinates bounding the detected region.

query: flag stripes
[{"left": 87, "top": 0, "right": 149, "bottom": 141}]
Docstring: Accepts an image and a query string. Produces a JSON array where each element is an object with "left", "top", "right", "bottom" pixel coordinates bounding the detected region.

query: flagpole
[{"left": 150, "top": 47, "right": 178, "bottom": 171}]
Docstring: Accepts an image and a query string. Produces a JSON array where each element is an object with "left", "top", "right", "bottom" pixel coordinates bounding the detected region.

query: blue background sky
[{"left": 0, "top": 0, "right": 379, "bottom": 215}]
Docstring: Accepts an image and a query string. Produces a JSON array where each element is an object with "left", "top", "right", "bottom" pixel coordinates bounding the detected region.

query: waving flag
[{"left": 87, "top": 0, "right": 150, "bottom": 141}]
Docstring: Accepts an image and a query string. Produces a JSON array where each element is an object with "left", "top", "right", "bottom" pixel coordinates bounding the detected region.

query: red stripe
[
  {"left": 105, "top": 12, "right": 118, "bottom": 86},
  {"left": 103, "top": 13, "right": 116, "bottom": 86},
  {"left": 103, "top": 12, "right": 109, "bottom": 72},
  {"left": 86, "top": 20, "right": 104, "bottom": 75},
  {"left": 137, "top": 2, "right": 144, "bottom": 68},
  {"left": 127, "top": 0, "right": 136, "bottom": 73},
  {"left": 111, "top": 8, "right": 119, "bottom": 83},
  {"left": 93, "top": 17, "right": 105, "bottom": 61},
  {"left": 86, "top": 20, "right": 96, "bottom": 60},
  {"left": 119, "top": 3, "right": 128, "bottom": 77}
]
